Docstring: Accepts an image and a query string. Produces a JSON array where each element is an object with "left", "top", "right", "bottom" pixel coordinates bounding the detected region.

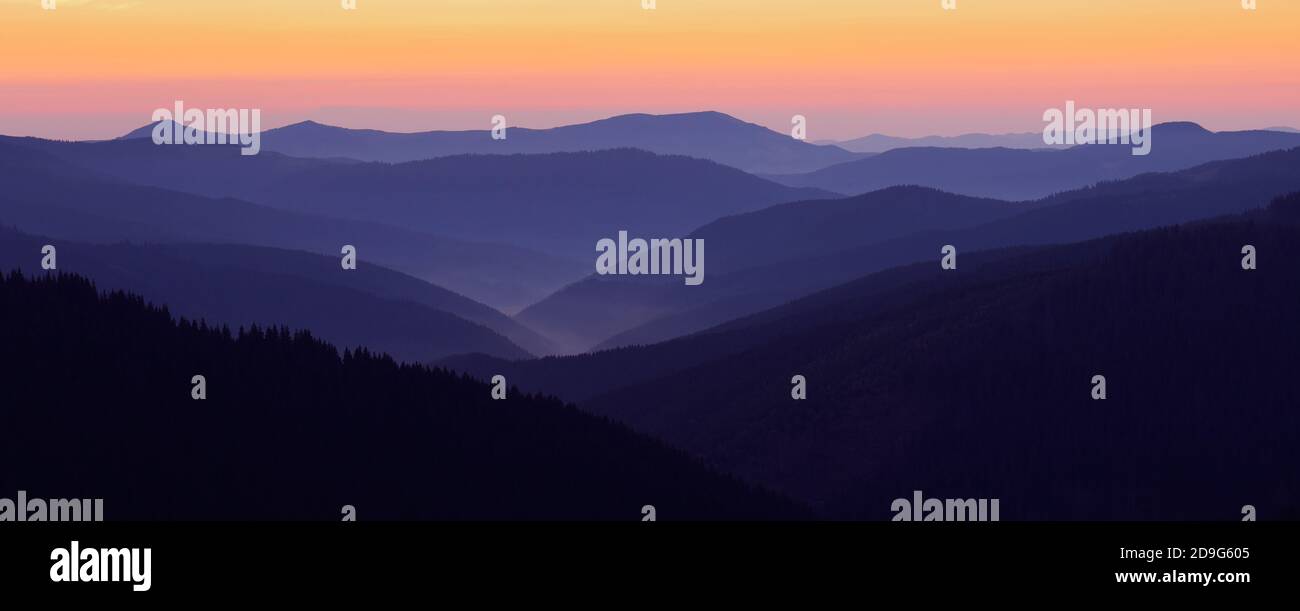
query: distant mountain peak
[
  {"left": 670, "top": 110, "right": 745, "bottom": 122},
  {"left": 118, "top": 120, "right": 184, "bottom": 140},
  {"left": 117, "top": 119, "right": 241, "bottom": 141},
  {"left": 592, "top": 110, "right": 747, "bottom": 127},
  {"left": 1152, "top": 121, "right": 1210, "bottom": 134},
  {"left": 281, "top": 119, "right": 337, "bottom": 130}
]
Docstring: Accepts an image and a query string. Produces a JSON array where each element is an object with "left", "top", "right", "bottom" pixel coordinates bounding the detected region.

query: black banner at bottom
[{"left": 0, "top": 522, "right": 1284, "bottom": 599}]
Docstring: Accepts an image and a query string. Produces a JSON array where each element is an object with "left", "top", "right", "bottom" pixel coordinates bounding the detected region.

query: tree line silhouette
[{"left": 0, "top": 271, "right": 806, "bottom": 520}]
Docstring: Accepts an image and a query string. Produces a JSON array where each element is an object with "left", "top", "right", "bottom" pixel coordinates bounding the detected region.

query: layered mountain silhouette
[
  {"left": 11, "top": 107, "right": 1298, "bottom": 522},
  {"left": 9, "top": 135, "right": 830, "bottom": 261},
  {"left": 517, "top": 147, "right": 1300, "bottom": 353},
  {"left": 0, "top": 271, "right": 806, "bottom": 520},
  {"left": 515, "top": 186, "right": 1025, "bottom": 352},
  {"left": 689, "top": 186, "right": 1030, "bottom": 275},
  {"left": 818, "top": 131, "right": 1067, "bottom": 153},
  {"left": 121, "top": 111, "right": 862, "bottom": 174},
  {"left": 0, "top": 228, "right": 550, "bottom": 360},
  {"left": 771, "top": 123, "right": 1300, "bottom": 200},
  {"left": 0, "top": 138, "right": 585, "bottom": 312},
  {"left": 446, "top": 194, "right": 1300, "bottom": 519},
  {"left": 444, "top": 243, "right": 1045, "bottom": 405}
]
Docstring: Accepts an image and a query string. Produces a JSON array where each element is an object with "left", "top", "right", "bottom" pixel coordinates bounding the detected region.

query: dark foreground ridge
[
  {"left": 0, "top": 272, "right": 807, "bottom": 520},
  {"left": 453, "top": 194, "right": 1300, "bottom": 519}
]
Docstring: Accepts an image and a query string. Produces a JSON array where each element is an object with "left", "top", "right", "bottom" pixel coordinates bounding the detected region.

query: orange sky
[{"left": 1, "top": 0, "right": 1296, "bottom": 139}]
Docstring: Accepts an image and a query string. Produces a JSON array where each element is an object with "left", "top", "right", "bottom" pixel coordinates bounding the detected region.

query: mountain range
[
  {"left": 7, "top": 134, "right": 829, "bottom": 269},
  {"left": 512, "top": 145, "right": 1300, "bottom": 353},
  {"left": 0, "top": 138, "right": 585, "bottom": 312},
  {"left": 0, "top": 228, "right": 551, "bottom": 360},
  {"left": 7, "top": 109, "right": 1298, "bottom": 521},
  {"left": 772, "top": 123, "right": 1300, "bottom": 200},
  {"left": 446, "top": 193, "right": 1300, "bottom": 518},
  {"left": 816, "top": 131, "right": 1067, "bottom": 153},
  {"left": 122, "top": 111, "right": 863, "bottom": 175}
]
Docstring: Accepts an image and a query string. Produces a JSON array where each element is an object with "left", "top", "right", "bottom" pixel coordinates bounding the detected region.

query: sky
[{"left": 1, "top": 0, "right": 1297, "bottom": 140}]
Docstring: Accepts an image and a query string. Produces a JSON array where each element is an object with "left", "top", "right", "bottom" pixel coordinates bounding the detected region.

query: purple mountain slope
[
  {"left": 0, "top": 228, "right": 535, "bottom": 361},
  {"left": 769, "top": 123, "right": 1300, "bottom": 200},
  {"left": 516, "top": 146, "right": 1300, "bottom": 353},
  {"left": 818, "top": 130, "right": 1067, "bottom": 153},
  {"left": 0, "top": 138, "right": 585, "bottom": 313},
  {"left": 10, "top": 135, "right": 832, "bottom": 262}
]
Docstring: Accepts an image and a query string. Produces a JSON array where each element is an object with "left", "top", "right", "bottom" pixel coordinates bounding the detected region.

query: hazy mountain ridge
[
  {"left": 0, "top": 138, "right": 586, "bottom": 312},
  {"left": 518, "top": 147, "right": 1300, "bottom": 353},
  {"left": 0, "top": 228, "right": 553, "bottom": 360},
  {"left": 770, "top": 123, "right": 1300, "bottom": 200},
  {"left": 817, "top": 130, "right": 1067, "bottom": 153},
  {"left": 120, "top": 111, "right": 862, "bottom": 174},
  {"left": 516, "top": 185, "right": 1028, "bottom": 353},
  {"left": 5, "top": 135, "right": 831, "bottom": 263}
]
